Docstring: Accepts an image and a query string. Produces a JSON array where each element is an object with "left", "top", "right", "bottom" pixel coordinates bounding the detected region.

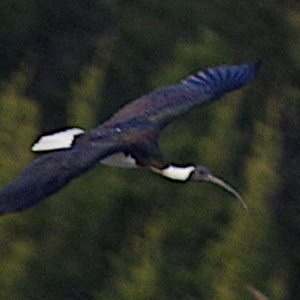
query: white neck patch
[
  {"left": 31, "top": 128, "right": 84, "bottom": 152},
  {"left": 151, "top": 165, "right": 195, "bottom": 181}
]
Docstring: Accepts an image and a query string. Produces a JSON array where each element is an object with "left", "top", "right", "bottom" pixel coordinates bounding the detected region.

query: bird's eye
[{"left": 195, "top": 167, "right": 210, "bottom": 176}]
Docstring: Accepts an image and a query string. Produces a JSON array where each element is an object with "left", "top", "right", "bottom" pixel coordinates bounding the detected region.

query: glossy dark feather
[
  {"left": 0, "top": 143, "right": 122, "bottom": 214},
  {"left": 105, "top": 61, "right": 260, "bottom": 129},
  {"left": 0, "top": 62, "right": 260, "bottom": 215}
]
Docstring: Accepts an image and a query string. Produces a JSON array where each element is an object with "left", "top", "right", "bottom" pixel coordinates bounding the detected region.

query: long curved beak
[{"left": 204, "top": 174, "right": 248, "bottom": 210}]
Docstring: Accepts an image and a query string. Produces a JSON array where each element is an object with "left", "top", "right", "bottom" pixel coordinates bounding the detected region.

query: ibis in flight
[{"left": 0, "top": 61, "right": 260, "bottom": 215}]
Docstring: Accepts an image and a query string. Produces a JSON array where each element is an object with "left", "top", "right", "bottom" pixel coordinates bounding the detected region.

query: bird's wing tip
[{"left": 248, "top": 59, "right": 262, "bottom": 74}]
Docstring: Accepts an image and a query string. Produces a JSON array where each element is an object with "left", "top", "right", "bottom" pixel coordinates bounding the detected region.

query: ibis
[{"left": 0, "top": 62, "right": 260, "bottom": 215}]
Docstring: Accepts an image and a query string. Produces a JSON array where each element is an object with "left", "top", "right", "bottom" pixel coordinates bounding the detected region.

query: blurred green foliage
[{"left": 0, "top": 0, "right": 299, "bottom": 299}]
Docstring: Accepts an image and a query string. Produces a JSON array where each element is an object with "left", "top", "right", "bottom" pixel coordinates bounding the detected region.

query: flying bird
[{"left": 0, "top": 61, "right": 260, "bottom": 215}]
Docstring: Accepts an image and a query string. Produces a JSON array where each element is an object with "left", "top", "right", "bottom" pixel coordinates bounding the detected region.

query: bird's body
[{"left": 0, "top": 62, "right": 260, "bottom": 215}]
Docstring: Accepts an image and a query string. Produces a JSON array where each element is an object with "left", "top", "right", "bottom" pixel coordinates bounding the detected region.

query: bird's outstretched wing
[
  {"left": 0, "top": 143, "right": 121, "bottom": 215},
  {"left": 105, "top": 62, "right": 260, "bottom": 129}
]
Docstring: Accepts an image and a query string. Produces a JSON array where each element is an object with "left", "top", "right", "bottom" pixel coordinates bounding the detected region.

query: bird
[{"left": 0, "top": 61, "right": 260, "bottom": 215}]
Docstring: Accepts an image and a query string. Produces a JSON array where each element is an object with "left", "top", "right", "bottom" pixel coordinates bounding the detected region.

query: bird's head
[{"left": 189, "top": 165, "right": 248, "bottom": 210}]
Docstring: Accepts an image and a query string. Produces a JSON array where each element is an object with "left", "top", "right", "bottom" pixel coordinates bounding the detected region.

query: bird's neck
[{"left": 150, "top": 165, "right": 195, "bottom": 181}]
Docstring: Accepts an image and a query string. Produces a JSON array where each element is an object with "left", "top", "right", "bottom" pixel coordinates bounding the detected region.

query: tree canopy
[{"left": 0, "top": 0, "right": 299, "bottom": 299}]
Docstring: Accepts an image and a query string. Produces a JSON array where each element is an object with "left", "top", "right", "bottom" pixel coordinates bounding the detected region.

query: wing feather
[
  {"left": 105, "top": 62, "right": 260, "bottom": 129},
  {"left": 0, "top": 143, "right": 120, "bottom": 215}
]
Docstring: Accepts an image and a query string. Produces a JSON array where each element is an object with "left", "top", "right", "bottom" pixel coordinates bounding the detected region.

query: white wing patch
[
  {"left": 151, "top": 165, "right": 195, "bottom": 181},
  {"left": 31, "top": 128, "right": 84, "bottom": 152}
]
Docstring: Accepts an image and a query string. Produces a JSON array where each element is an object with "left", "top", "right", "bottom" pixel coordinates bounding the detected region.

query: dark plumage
[{"left": 0, "top": 61, "right": 260, "bottom": 215}]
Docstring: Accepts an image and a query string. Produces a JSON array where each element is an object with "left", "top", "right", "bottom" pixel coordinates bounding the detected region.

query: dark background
[{"left": 0, "top": 1, "right": 299, "bottom": 299}]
